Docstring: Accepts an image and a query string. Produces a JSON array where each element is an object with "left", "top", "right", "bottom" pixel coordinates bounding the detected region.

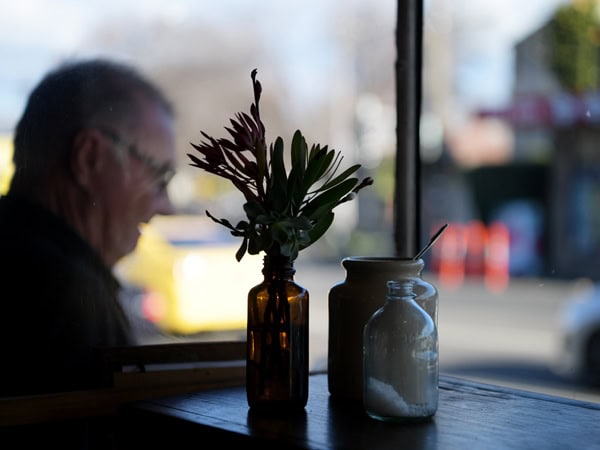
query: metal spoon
[{"left": 413, "top": 223, "right": 448, "bottom": 260}]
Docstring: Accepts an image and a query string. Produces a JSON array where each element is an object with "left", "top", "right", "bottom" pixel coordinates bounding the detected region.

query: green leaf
[
  {"left": 235, "top": 220, "right": 249, "bottom": 230},
  {"left": 301, "top": 178, "right": 358, "bottom": 218},
  {"left": 319, "top": 164, "right": 362, "bottom": 192},
  {"left": 250, "top": 231, "right": 272, "bottom": 254},
  {"left": 269, "top": 137, "right": 288, "bottom": 211},
  {"left": 235, "top": 237, "right": 248, "bottom": 262},
  {"left": 269, "top": 189, "right": 290, "bottom": 215},
  {"left": 270, "top": 137, "right": 287, "bottom": 187},
  {"left": 303, "top": 203, "right": 333, "bottom": 223},
  {"left": 302, "top": 212, "right": 335, "bottom": 250},
  {"left": 206, "top": 210, "right": 237, "bottom": 231},
  {"left": 290, "top": 215, "right": 313, "bottom": 230},
  {"left": 298, "top": 147, "right": 336, "bottom": 198},
  {"left": 299, "top": 147, "right": 329, "bottom": 195},
  {"left": 280, "top": 239, "right": 299, "bottom": 261},
  {"left": 293, "top": 228, "right": 311, "bottom": 250},
  {"left": 287, "top": 131, "right": 309, "bottom": 209},
  {"left": 255, "top": 213, "right": 273, "bottom": 225},
  {"left": 290, "top": 130, "right": 307, "bottom": 173},
  {"left": 244, "top": 201, "right": 266, "bottom": 220},
  {"left": 271, "top": 221, "right": 292, "bottom": 244},
  {"left": 307, "top": 145, "right": 327, "bottom": 175}
]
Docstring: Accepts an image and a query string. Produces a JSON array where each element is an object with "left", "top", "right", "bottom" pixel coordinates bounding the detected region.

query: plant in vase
[{"left": 188, "top": 69, "right": 373, "bottom": 410}]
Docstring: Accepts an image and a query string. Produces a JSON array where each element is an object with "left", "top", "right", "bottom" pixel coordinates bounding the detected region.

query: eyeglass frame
[{"left": 96, "top": 127, "right": 176, "bottom": 190}]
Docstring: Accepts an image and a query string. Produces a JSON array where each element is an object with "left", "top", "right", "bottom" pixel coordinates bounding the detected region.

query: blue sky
[
  {"left": 0, "top": 0, "right": 569, "bottom": 131},
  {"left": 0, "top": 0, "right": 345, "bottom": 130},
  {"left": 448, "top": 0, "right": 569, "bottom": 108}
]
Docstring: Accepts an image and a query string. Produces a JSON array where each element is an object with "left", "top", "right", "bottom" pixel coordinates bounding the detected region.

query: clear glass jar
[
  {"left": 328, "top": 257, "right": 438, "bottom": 401},
  {"left": 363, "top": 279, "right": 438, "bottom": 422},
  {"left": 246, "top": 254, "right": 309, "bottom": 411}
]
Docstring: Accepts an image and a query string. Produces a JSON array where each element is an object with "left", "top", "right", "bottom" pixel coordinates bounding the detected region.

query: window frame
[{"left": 394, "top": 0, "right": 422, "bottom": 258}]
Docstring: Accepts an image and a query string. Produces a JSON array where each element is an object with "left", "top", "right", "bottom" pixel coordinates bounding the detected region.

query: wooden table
[{"left": 117, "top": 372, "right": 600, "bottom": 449}]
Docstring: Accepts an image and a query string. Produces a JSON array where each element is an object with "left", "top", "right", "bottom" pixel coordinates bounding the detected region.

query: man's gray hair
[{"left": 11, "top": 58, "right": 174, "bottom": 193}]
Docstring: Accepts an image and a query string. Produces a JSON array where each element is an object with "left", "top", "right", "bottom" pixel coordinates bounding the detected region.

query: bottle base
[
  {"left": 365, "top": 411, "right": 436, "bottom": 423},
  {"left": 247, "top": 402, "right": 307, "bottom": 417}
]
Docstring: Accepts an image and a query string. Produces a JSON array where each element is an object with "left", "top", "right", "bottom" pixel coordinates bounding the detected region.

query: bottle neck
[
  {"left": 262, "top": 254, "right": 296, "bottom": 280},
  {"left": 387, "top": 280, "right": 416, "bottom": 302}
]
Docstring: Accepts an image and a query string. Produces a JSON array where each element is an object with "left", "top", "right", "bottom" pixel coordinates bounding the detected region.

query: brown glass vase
[{"left": 246, "top": 253, "right": 309, "bottom": 411}]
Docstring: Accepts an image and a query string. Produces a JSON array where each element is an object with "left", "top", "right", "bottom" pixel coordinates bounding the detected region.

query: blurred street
[
  {"left": 290, "top": 260, "right": 600, "bottom": 404},
  {"left": 134, "top": 259, "right": 600, "bottom": 405}
]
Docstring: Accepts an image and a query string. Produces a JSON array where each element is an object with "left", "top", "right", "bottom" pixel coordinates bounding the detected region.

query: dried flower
[{"left": 188, "top": 69, "right": 373, "bottom": 261}]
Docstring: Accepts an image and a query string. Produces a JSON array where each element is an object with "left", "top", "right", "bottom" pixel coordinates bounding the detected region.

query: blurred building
[{"left": 477, "top": 4, "right": 600, "bottom": 279}]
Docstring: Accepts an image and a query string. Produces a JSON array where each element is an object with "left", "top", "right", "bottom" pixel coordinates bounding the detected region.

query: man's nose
[{"left": 156, "top": 193, "right": 176, "bottom": 216}]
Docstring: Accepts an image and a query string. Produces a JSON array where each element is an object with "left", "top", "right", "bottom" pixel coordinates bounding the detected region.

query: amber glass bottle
[{"left": 246, "top": 254, "right": 309, "bottom": 410}]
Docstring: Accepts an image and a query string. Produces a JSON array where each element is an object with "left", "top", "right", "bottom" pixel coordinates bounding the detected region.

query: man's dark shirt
[{"left": 0, "top": 194, "right": 134, "bottom": 397}]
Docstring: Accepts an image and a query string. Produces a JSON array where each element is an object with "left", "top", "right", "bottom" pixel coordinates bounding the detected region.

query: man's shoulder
[
  {"left": 0, "top": 195, "right": 52, "bottom": 233},
  {"left": 0, "top": 195, "right": 92, "bottom": 266},
  {"left": 0, "top": 198, "right": 69, "bottom": 265},
  {"left": 0, "top": 196, "right": 113, "bottom": 296}
]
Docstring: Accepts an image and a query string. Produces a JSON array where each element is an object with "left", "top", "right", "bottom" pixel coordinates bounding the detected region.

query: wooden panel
[
  {"left": 97, "top": 340, "right": 246, "bottom": 369},
  {"left": 0, "top": 341, "right": 246, "bottom": 427}
]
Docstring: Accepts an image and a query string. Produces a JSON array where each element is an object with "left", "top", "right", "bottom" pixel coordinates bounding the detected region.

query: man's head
[{"left": 10, "top": 58, "right": 177, "bottom": 267}]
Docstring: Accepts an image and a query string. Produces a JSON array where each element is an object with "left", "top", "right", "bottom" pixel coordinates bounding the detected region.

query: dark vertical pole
[{"left": 394, "top": 0, "right": 422, "bottom": 258}]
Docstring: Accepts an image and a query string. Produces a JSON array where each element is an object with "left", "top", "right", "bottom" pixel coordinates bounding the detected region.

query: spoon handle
[{"left": 413, "top": 223, "right": 448, "bottom": 260}]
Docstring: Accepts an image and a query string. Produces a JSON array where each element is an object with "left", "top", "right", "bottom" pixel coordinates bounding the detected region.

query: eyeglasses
[{"left": 97, "top": 127, "right": 176, "bottom": 190}]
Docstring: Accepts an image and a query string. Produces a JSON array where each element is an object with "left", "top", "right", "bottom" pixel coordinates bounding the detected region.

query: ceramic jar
[{"left": 327, "top": 257, "right": 438, "bottom": 402}]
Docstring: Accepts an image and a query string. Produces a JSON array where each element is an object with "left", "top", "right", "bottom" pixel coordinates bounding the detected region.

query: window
[
  {"left": 1, "top": 0, "right": 598, "bottom": 403},
  {"left": 422, "top": 0, "right": 600, "bottom": 401}
]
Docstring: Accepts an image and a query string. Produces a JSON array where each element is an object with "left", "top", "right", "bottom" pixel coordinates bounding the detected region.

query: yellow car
[
  {"left": 115, "top": 214, "right": 263, "bottom": 336},
  {"left": 0, "top": 135, "right": 15, "bottom": 195}
]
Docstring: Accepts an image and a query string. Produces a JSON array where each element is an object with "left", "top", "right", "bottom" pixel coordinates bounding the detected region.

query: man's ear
[{"left": 69, "top": 129, "right": 106, "bottom": 191}]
